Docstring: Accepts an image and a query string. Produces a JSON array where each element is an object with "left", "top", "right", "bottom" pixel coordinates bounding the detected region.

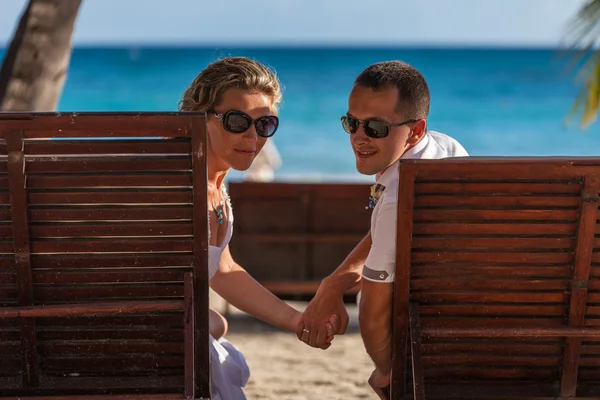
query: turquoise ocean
[{"left": 1, "top": 46, "right": 598, "bottom": 182}]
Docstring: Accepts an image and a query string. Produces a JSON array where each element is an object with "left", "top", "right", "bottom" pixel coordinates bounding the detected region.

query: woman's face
[{"left": 207, "top": 88, "right": 277, "bottom": 172}]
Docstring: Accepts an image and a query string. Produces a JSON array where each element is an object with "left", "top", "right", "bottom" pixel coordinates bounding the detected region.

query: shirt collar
[{"left": 375, "top": 132, "right": 430, "bottom": 186}]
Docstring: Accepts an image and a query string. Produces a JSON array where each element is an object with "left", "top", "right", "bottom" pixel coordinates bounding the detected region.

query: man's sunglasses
[
  {"left": 209, "top": 110, "right": 279, "bottom": 138},
  {"left": 341, "top": 115, "right": 418, "bottom": 139}
]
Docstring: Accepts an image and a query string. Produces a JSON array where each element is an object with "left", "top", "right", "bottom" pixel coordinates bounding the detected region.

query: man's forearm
[
  {"left": 322, "top": 232, "right": 371, "bottom": 293},
  {"left": 359, "top": 307, "right": 393, "bottom": 373}
]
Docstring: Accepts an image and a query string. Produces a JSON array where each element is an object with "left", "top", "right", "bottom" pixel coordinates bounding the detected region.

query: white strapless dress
[{"left": 207, "top": 188, "right": 250, "bottom": 400}]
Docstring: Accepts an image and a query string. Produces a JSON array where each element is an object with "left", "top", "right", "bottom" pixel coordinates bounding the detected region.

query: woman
[{"left": 179, "top": 57, "right": 335, "bottom": 399}]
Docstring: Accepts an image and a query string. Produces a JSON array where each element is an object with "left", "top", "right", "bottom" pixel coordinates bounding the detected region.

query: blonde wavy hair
[{"left": 179, "top": 56, "right": 283, "bottom": 113}]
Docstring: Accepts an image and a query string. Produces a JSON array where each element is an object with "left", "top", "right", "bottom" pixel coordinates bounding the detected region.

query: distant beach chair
[
  {"left": 0, "top": 112, "right": 211, "bottom": 399},
  {"left": 227, "top": 181, "right": 369, "bottom": 299},
  {"left": 391, "top": 157, "right": 600, "bottom": 399}
]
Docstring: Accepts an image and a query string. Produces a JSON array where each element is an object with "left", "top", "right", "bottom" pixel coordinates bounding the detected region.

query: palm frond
[{"left": 565, "top": 0, "right": 600, "bottom": 129}]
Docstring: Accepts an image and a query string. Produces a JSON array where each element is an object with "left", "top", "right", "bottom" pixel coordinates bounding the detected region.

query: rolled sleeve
[{"left": 362, "top": 202, "right": 397, "bottom": 283}]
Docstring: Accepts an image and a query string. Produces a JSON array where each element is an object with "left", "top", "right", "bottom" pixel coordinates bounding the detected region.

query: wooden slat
[
  {"left": 34, "top": 285, "right": 183, "bottom": 301},
  {"left": 412, "top": 278, "right": 569, "bottom": 291},
  {"left": 413, "top": 209, "right": 578, "bottom": 222},
  {"left": 5, "top": 130, "right": 37, "bottom": 387},
  {"left": 36, "top": 314, "right": 182, "bottom": 327},
  {"left": 26, "top": 157, "right": 191, "bottom": 173},
  {"left": 28, "top": 174, "right": 192, "bottom": 189},
  {"left": 412, "top": 265, "right": 572, "bottom": 279},
  {"left": 25, "top": 139, "right": 191, "bottom": 155},
  {"left": 415, "top": 195, "right": 580, "bottom": 208},
  {"left": 0, "top": 300, "right": 183, "bottom": 318},
  {"left": 422, "top": 326, "right": 600, "bottom": 337},
  {"left": 29, "top": 207, "right": 192, "bottom": 222},
  {"left": 412, "top": 252, "right": 573, "bottom": 264},
  {"left": 37, "top": 329, "right": 182, "bottom": 341},
  {"left": 33, "top": 270, "right": 187, "bottom": 284},
  {"left": 30, "top": 239, "right": 193, "bottom": 254},
  {"left": 38, "top": 342, "right": 184, "bottom": 355},
  {"left": 412, "top": 160, "right": 593, "bottom": 180},
  {"left": 31, "top": 254, "right": 192, "bottom": 269},
  {"left": 411, "top": 292, "right": 568, "bottom": 304},
  {"left": 412, "top": 237, "right": 575, "bottom": 250},
  {"left": 561, "top": 175, "right": 600, "bottom": 397},
  {"left": 190, "top": 115, "right": 210, "bottom": 398},
  {"left": 392, "top": 162, "right": 415, "bottom": 399},
  {"left": 414, "top": 182, "right": 582, "bottom": 195},
  {"left": 28, "top": 191, "right": 192, "bottom": 205},
  {"left": 0, "top": 112, "right": 201, "bottom": 136},
  {"left": 414, "top": 222, "right": 577, "bottom": 236},
  {"left": 30, "top": 223, "right": 192, "bottom": 238},
  {"left": 183, "top": 272, "right": 195, "bottom": 399}
]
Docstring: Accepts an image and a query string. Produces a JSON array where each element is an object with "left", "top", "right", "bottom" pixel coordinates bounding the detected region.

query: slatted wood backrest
[
  {"left": 228, "top": 182, "right": 370, "bottom": 296},
  {"left": 392, "top": 158, "right": 600, "bottom": 399},
  {"left": 0, "top": 112, "right": 209, "bottom": 399}
]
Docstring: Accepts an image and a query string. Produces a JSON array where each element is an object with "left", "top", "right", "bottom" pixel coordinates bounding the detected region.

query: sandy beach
[{"left": 214, "top": 297, "right": 378, "bottom": 399}]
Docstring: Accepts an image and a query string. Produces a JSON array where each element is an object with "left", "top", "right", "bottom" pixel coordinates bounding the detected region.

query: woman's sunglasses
[
  {"left": 341, "top": 115, "right": 418, "bottom": 139},
  {"left": 209, "top": 110, "right": 279, "bottom": 138}
]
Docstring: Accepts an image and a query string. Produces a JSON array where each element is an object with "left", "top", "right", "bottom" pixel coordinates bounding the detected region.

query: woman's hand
[{"left": 292, "top": 311, "right": 338, "bottom": 350}]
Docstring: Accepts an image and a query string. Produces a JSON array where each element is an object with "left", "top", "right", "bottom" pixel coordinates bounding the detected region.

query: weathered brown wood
[
  {"left": 34, "top": 285, "right": 183, "bottom": 301},
  {"left": 415, "top": 195, "right": 581, "bottom": 208},
  {"left": 26, "top": 157, "right": 191, "bottom": 173},
  {"left": 183, "top": 272, "right": 195, "bottom": 399},
  {"left": 413, "top": 209, "right": 578, "bottom": 221},
  {"left": 394, "top": 158, "right": 600, "bottom": 399},
  {"left": 0, "top": 112, "right": 202, "bottom": 135},
  {"left": 31, "top": 254, "right": 193, "bottom": 269},
  {"left": 28, "top": 207, "right": 192, "bottom": 222},
  {"left": 0, "top": 112, "right": 209, "bottom": 398},
  {"left": 25, "top": 139, "right": 191, "bottom": 155},
  {"left": 413, "top": 222, "right": 577, "bottom": 235},
  {"left": 28, "top": 191, "right": 192, "bottom": 205},
  {"left": 560, "top": 175, "right": 600, "bottom": 397},
  {"left": 409, "top": 303, "right": 425, "bottom": 400},
  {"left": 392, "top": 162, "right": 416, "bottom": 400},
  {"left": 29, "top": 223, "right": 192, "bottom": 239},
  {"left": 33, "top": 270, "right": 187, "bottom": 284},
  {"left": 421, "top": 326, "right": 600, "bottom": 338},
  {"left": 0, "top": 300, "right": 183, "bottom": 318},
  {"left": 414, "top": 181, "right": 582, "bottom": 195},
  {"left": 190, "top": 115, "right": 210, "bottom": 398},
  {"left": 5, "top": 130, "right": 37, "bottom": 387},
  {"left": 30, "top": 239, "right": 193, "bottom": 253},
  {"left": 27, "top": 174, "right": 192, "bottom": 189}
]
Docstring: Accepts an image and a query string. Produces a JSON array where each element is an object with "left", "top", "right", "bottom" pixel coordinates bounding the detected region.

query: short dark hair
[{"left": 354, "top": 61, "right": 430, "bottom": 119}]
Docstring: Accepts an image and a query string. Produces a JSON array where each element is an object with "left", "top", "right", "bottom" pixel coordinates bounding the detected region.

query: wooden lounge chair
[
  {"left": 392, "top": 157, "right": 600, "bottom": 399},
  {"left": 0, "top": 112, "right": 210, "bottom": 399},
  {"left": 228, "top": 181, "right": 369, "bottom": 298}
]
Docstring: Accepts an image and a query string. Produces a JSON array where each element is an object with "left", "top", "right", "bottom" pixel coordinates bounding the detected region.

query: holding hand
[{"left": 297, "top": 280, "right": 350, "bottom": 348}]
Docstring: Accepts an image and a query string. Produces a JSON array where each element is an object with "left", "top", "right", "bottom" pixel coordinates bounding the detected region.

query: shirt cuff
[{"left": 362, "top": 265, "right": 395, "bottom": 283}]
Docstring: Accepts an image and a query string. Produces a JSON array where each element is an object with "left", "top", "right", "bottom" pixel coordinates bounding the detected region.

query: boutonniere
[{"left": 366, "top": 183, "right": 386, "bottom": 209}]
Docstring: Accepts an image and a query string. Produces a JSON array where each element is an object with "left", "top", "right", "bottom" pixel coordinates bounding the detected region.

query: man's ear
[{"left": 407, "top": 119, "right": 427, "bottom": 145}]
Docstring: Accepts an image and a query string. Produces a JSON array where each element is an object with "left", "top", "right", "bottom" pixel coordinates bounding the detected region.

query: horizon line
[{"left": 0, "top": 42, "right": 590, "bottom": 50}]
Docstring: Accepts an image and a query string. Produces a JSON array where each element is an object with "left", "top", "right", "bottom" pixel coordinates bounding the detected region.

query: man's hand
[
  {"left": 296, "top": 279, "right": 350, "bottom": 348},
  {"left": 368, "top": 368, "right": 391, "bottom": 399},
  {"left": 290, "top": 309, "right": 336, "bottom": 350}
]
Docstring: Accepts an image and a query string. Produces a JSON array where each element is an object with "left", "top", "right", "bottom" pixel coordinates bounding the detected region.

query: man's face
[{"left": 346, "top": 85, "right": 423, "bottom": 176}]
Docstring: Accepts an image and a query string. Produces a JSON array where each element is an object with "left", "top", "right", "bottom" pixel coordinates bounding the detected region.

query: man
[{"left": 296, "top": 61, "right": 468, "bottom": 397}]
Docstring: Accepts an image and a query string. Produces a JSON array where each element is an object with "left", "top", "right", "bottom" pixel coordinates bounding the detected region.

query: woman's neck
[{"left": 207, "top": 166, "right": 229, "bottom": 189}]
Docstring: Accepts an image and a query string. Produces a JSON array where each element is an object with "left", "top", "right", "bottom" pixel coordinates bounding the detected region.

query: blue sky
[{"left": 0, "top": 0, "right": 591, "bottom": 46}]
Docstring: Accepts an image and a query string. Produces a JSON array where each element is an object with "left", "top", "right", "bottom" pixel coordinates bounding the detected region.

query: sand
[{"left": 215, "top": 299, "right": 379, "bottom": 399}]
